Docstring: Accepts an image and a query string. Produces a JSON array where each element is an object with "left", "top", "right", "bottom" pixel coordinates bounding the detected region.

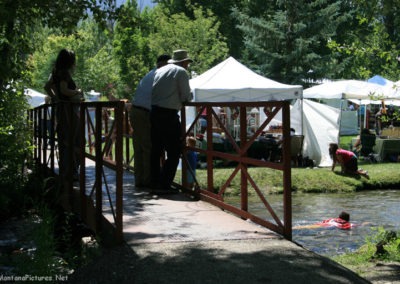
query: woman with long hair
[{"left": 52, "top": 48, "right": 83, "bottom": 182}]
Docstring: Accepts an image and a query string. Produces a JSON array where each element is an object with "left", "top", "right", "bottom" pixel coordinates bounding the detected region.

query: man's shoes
[
  {"left": 149, "top": 182, "right": 163, "bottom": 190},
  {"left": 73, "top": 173, "right": 79, "bottom": 181},
  {"left": 149, "top": 183, "right": 179, "bottom": 195}
]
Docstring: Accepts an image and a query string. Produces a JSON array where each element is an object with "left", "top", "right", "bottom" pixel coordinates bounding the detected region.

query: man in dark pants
[
  {"left": 150, "top": 50, "right": 193, "bottom": 191},
  {"left": 130, "top": 54, "right": 171, "bottom": 189}
]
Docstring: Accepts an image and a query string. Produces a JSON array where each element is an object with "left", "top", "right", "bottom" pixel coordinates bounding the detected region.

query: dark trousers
[
  {"left": 56, "top": 103, "right": 80, "bottom": 178},
  {"left": 150, "top": 106, "right": 182, "bottom": 189}
]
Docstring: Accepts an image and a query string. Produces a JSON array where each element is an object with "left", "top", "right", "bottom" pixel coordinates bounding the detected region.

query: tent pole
[
  {"left": 364, "top": 103, "right": 367, "bottom": 130},
  {"left": 338, "top": 99, "right": 344, "bottom": 144},
  {"left": 300, "top": 98, "right": 304, "bottom": 136}
]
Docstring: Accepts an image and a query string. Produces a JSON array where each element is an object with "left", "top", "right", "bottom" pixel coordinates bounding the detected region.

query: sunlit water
[{"left": 225, "top": 190, "right": 400, "bottom": 256}]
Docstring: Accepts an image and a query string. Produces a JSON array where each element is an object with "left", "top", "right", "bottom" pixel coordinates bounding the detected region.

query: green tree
[
  {"left": 27, "top": 19, "right": 120, "bottom": 96},
  {"left": 149, "top": 5, "right": 229, "bottom": 75},
  {"left": 0, "top": 0, "right": 118, "bottom": 86},
  {"left": 113, "top": 0, "right": 155, "bottom": 98},
  {"left": 353, "top": 0, "right": 400, "bottom": 47},
  {"left": 328, "top": 2, "right": 400, "bottom": 80},
  {"left": 233, "top": 0, "right": 353, "bottom": 85},
  {"left": 154, "top": 0, "right": 246, "bottom": 58},
  {"left": 0, "top": 0, "right": 117, "bottom": 216}
]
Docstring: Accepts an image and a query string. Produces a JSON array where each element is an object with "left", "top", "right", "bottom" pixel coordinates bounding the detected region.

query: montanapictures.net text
[{"left": 0, "top": 274, "right": 68, "bottom": 282}]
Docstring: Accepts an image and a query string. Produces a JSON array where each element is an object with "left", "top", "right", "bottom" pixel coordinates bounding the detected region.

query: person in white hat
[{"left": 150, "top": 49, "right": 193, "bottom": 192}]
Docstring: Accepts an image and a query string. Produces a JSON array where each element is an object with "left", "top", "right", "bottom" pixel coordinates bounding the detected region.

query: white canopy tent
[
  {"left": 303, "top": 79, "right": 392, "bottom": 135},
  {"left": 300, "top": 80, "right": 391, "bottom": 165},
  {"left": 25, "top": 88, "right": 47, "bottom": 108},
  {"left": 303, "top": 79, "right": 387, "bottom": 100},
  {"left": 367, "top": 75, "right": 400, "bottom": 100},
  {"left": 187, "top": 57, "right": 333, "bottom": 165},
  {"left": 190, "top": 57, "right": 302, "bottom": 102},
  {"left": 85, "top": 90, "right": 101, "bottom": 102},
  {"left": 304, "top": 78, "right": 385, "bottom": 103},
  {"left": 343, "top": 77, "right": 400, "bottom": 130},
  {"left": 187, "top": 56, "right": 303, "bottom": 135}
]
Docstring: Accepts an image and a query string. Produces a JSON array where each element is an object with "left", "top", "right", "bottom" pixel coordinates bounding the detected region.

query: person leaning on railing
[
  {"left": 50, "top": 48, "right": 84, "bottom": 181},
  {"left": 150, "top": 49, "right": 194, "bottom": 192}
]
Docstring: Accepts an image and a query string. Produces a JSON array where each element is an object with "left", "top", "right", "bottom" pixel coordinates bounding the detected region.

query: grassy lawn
[
  {"left": 177, "top": 133, "right": 400, "bottom": 195},
  {"left": 339, "top": 135, "right": 356, "bottom": 150},
  {"left": 178, "top": 161, "right": 400, "bottom": 195}
]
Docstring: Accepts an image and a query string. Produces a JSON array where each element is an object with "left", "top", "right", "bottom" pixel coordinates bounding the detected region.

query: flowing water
[{"left": 225, "top": 190, "right": 400, "bottom": 256}]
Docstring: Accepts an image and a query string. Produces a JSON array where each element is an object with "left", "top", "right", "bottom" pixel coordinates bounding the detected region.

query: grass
[
  {"left": 178, "top": 134, "right": 400, "bottom": 195},
  {"left": 12, "top": 206, "right": 66, "bottom": 277},
  {"left": 177, "top": 162, "right": 400, "bottom": 195},
  {"left": 332, "top": 227, "right": 400, "bottom": 277},
  {"left": 339, "top": 135, "right": 356, "bottom": 150}
]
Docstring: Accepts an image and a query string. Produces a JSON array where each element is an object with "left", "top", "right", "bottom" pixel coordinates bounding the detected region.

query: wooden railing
[
  {"left": 29, "top": 101, "right": 125, "bottom": 244},
  {"left": 181, "top": 101, "right": 292, "bottom": 240},
  {"left": 30, "top": 99, "right": 293, "bottom": 241}
]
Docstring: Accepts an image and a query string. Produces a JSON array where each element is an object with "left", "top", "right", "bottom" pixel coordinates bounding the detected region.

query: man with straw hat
[{"left": 150, "top": 49, "right": 193, "bottom": 192}]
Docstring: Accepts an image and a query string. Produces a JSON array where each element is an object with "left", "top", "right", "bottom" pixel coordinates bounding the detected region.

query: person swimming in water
[
  {"left": 294, "top": 211, "right": 353, "bottom": 230},
  {"left": 316, "top": 211, "right": 353, "bottom": 230}
]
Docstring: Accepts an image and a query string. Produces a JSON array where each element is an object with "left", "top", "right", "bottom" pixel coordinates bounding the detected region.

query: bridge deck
[{"left": 94, "top": 166, "right": 368, "bottom": 284}]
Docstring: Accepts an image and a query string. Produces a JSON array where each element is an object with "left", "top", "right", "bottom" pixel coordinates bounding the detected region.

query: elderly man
[{"left": 150, "top": 49, "right": 193, "bottom": 192}]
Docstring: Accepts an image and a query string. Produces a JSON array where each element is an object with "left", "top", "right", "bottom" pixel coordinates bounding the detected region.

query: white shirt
[{"left": 152, "top": 64, "right": 193, "bottom": 110}]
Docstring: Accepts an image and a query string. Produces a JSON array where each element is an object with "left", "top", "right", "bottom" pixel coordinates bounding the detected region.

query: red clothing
[
  {"left": 317, "top": 218, "right": 352, "bottom": 230},
  {"left": 336, "top": 149, "right": 355, "bottom": 163}
]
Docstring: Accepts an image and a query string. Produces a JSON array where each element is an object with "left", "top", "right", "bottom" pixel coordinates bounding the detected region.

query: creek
[{"left": 225, "top": 189, "right": 400, "bottom": 256}]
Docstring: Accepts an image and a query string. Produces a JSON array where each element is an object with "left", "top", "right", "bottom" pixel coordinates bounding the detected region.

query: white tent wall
[
  {"left": 339, "top": 111, "right": 358, "bottom": 135},
  {"left": 303, "top": 98, "right": 358, "bottom": 135},
  {"left": 301, "top": 99, "right": 340, "bottom": 167}
]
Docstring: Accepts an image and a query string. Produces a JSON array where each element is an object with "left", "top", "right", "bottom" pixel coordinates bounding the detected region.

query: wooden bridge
[{"left": 29, "top": 100, "right": 293, "bottom": 244}]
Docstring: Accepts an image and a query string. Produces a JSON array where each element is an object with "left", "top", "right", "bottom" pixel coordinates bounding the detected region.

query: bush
[{"left": 0, "top": 84, "right": 33, "bottom": 219}]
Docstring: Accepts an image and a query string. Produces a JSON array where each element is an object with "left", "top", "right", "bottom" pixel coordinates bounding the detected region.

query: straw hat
[{"left": 168, "top": 49, "right": 193, "bottom": 63}]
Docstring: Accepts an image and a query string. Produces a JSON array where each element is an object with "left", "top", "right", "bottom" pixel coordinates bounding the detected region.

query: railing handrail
[{"left": 30, "top": 99, "right": 292, "bottom": 242}]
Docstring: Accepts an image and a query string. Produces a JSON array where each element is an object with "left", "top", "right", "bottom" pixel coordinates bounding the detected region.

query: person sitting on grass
[{"left": 329, "top": 143, "right": 369, "bottom": 179}]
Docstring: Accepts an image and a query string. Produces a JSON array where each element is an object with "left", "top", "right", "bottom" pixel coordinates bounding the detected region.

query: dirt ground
[{"left": 66, "top": 243, "right": 138, "bottom": 284}]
